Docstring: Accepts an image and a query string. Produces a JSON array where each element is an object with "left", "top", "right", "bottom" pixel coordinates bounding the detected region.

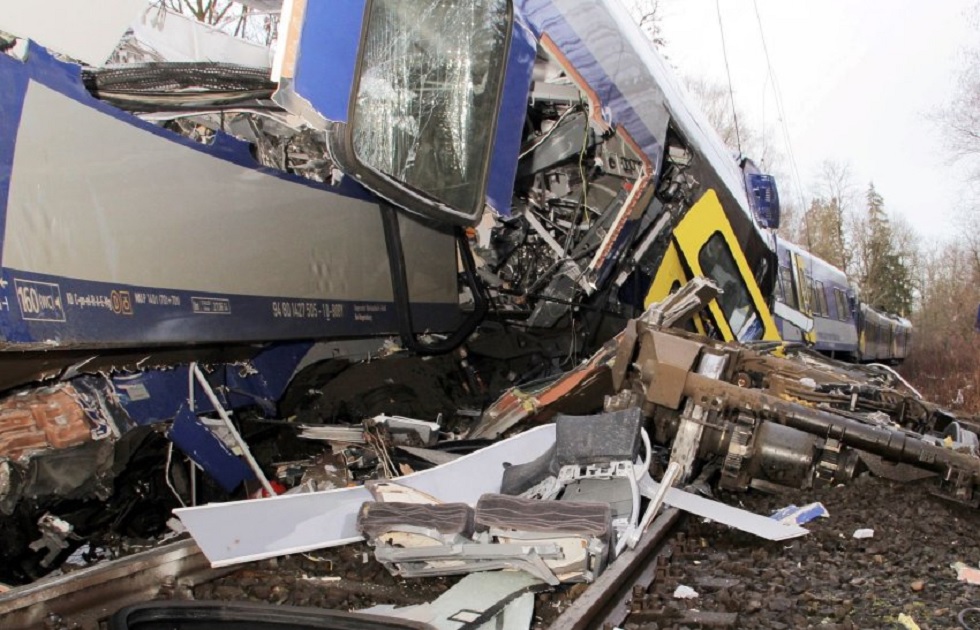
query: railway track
[
  {"left": 0, "top": 507, "right": 692, "bottom": 630},
  {"left": 0, "top": 539, "right": 229, "bottom": 629}
]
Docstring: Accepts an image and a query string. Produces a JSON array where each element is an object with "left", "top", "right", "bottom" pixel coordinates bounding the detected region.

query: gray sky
[{"left": 655, "top": 0, "right": 976, "bottom": 240}]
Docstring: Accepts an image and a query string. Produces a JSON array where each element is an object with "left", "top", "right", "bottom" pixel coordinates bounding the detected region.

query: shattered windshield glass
[
  {"left": 698, "top": 233, "right": 763, "bottom": 341},
  {"left": 352, "top": 0, "right": 510, "bottom": 215}
]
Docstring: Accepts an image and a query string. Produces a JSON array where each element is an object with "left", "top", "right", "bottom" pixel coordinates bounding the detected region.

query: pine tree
[
  {"left": 853, "top": 183, "right": 915, "bottom": 314},
  {"left": 800, "top": 196, "right": 847, "bottom": 272}
]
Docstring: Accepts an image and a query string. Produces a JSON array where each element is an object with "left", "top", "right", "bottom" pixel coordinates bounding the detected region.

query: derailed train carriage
[
  {"left": 772, "top": 239, "right": 911, "bottom": 363},
  {"left": 0, "top": 0, "right": 921, "bottom": 590}
]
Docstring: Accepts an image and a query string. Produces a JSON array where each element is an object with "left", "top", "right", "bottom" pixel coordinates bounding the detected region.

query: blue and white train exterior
[
  {"left": 772, "top": 238, "right": 911, "bottom": 363},
  {"left": 0, "top": 0, "right": 784, "bottom": 489}
]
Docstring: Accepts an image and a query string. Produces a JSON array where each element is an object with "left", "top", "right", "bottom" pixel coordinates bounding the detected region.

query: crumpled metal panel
[
  {"left": 175, "top": 425, "right": 559, "bottom": 567},
  {"left": 0, "top": 0, "right": 145, "bottom": 65},
  {"left": 517, "top": 0, "right": 760, "bottom": 234}
]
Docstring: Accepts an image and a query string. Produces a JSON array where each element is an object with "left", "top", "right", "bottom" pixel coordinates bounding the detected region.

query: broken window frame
[
  {"left": 696, "top": 232, "right": 764, "bottom": 342},
  {"left": 337, "top": 0, "right": 515, "bottom": 226},
  {"left": 778, "top": 265, "right": 797, "bottom": 310}
]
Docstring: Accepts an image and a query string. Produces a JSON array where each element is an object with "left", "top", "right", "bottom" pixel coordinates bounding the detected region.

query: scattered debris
[
  {"left": 358, "top": 572, "right": 544, "bottom": 629},
  {"left": 953, "top": 561, "right": 980, "bottom": 585},
  {"left": 179, "top": 407, "right": 807, "bottom": 606},
  {"left": 29, "top": 514, "right": 75, "bottom": 568},
  {"left": 897, "top": 612, "right": 922, "bottom": 630},
  {"left": 770, "top": 502, "right": 830, "bottom": 526},
  {"left": 852, "top": 528, "right": 875, "bottom": 539},
  {"left": 672, "top": 584, "right": 699, "bottom": 599}
]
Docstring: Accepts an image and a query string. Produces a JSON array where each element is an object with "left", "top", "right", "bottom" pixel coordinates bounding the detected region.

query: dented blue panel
[
  {"left": 169, "top": 406, "right": 255, "bottom": 492},
  {"left": 486, "top": 17, "right": 536, "bottom": 217},
  {"left": 517, "top": 0, "right": 666, "bottom": 174},
  {"left": 291, "top": 0, "right": 365, "bottom": 124}
]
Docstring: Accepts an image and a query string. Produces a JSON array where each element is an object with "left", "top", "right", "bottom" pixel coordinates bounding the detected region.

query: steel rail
[
  {"left": 550, "top": 507, "right": 683, "bottom": 630},
  {"left": 0, "top": 538, "right": 230, "bottom": 629}
]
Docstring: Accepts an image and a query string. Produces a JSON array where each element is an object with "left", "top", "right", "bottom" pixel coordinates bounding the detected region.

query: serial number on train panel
[
  {"left": 134, "top": 292, "right": 182, "bottom": 307},
  {"left": 272, "top": 301, "right": 322, "bottom": 319}
]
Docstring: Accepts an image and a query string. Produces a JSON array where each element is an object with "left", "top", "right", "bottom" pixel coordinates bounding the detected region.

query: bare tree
[
  {"left": 936, "top": 0, "right": 980, "bottom": 175},
  {"left": 159, "top": 0, "right": 279, "bottom": 46},
  {"left": 795, "top": 160, "right": 853, "bottom": 272},
  {"left": 620, "top": 0, "right": 666, "bottom": 49}
]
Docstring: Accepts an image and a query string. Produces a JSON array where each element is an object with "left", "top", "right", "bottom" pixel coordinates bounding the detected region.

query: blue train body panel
[{"left": 0, "top": 44, "right": 459, "bottom": 352}]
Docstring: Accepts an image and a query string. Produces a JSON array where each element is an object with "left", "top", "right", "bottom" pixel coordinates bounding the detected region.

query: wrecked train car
[{"left": 0, "top": 0, "right": 860, "bottom": 587}]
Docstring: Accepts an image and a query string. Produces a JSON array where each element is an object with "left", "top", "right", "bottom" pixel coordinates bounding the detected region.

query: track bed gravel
[{"left": 624, "top": 475, "right": 980, "bottom": 629}]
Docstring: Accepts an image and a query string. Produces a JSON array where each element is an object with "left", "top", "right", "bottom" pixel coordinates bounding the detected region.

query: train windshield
[
  {"left": 698, "top": 233, "right": 763, "bottom": 341},
  {"left": 351, "top": 0, "right": 511, "bottom": 218}
]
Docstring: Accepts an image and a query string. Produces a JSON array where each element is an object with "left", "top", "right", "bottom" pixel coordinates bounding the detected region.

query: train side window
[
  {"left": 811, "top": 280, "right": 828, "bottom": 317},
  {"left": 836, "top": 289, "right": 851, "bottom": 321},
  {"left": 802, "top": 275, "right": 815, "bottom": 314},
  {"left": 778, "top": 266, "right": 797, "bottom": 309},
  {"left": 697, "top": 233, "right": 763, "bottom": 341}
]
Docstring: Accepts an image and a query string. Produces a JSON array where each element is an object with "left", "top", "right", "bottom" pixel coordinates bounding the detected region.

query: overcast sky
[{"left": 654, "top": 0, "right": 976, "bottom": 241}]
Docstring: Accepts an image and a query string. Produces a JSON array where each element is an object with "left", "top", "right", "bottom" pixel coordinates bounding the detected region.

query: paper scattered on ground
[
  {"left": 673, "top": 585, "right": 699, "bottom": 599},
  {"left": 770, "top": 502, "right": 829, "bottom": 526},
  {"left": 951, "top": 561, "right": 980, "bottom": 585},
  {"left": 852, "top": 528, "right": 874, "bottom": 539}
]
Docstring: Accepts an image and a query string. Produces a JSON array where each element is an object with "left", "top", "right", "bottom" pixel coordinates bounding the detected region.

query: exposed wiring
[
  {"left": 164, "top": 442, "right": 186, "bottom": 508},
  {"left": 564, "top": 97, "right": 592, "bottom": 256},
  {"left": 518, "top": 105, "right": 580, "bottom": 159}
]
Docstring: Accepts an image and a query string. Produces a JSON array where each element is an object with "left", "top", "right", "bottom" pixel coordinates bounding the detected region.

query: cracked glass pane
[{"left": 352, "top": 0, "right": 510, "bottom": 214}]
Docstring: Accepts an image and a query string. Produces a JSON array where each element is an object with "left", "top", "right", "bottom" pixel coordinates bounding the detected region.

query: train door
[{"left": 645, "top": 190, "right": 780, "bottom": 342}]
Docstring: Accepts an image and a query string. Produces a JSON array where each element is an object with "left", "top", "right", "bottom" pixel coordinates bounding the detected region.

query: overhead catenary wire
[
  {"left": 715, "top": 0, "right": 743, "bottom": 158},
  {"left": 751, "top": 0, "right": 812, "bottom": 249}
]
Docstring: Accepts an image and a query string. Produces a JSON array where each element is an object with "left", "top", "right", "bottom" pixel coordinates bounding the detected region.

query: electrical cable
[
  {"left": 518, "top": 105, "right": 580, "bottom": 159},
  {"left": 164, "top": 442, "right": 186, "bottom": 508},
  {"left": 381, "top": 204, "right": 487, "bottom": 355},
  {"left": 752, "top": 0, "right": 811, "bottom": 245},
  {"left": 715, "top": 0, "right": 743, "bottom": 158},
  {"left": 959, "top": 607, "right": 980, "bottom": 630}
]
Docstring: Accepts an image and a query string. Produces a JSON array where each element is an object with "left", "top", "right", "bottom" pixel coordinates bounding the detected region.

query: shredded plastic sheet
[{"left": 352, "top": 0, "right": 509, "bottom": 213}]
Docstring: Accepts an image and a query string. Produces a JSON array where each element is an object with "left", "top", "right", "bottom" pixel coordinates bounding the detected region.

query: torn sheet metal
[
  {"left": 470, "top": 341, "right": 618, "bottom": 439},
  {"left": 0, "top": 0, "right": 145, "bottom": 65},
  {"left": 0, "top": 385, "right": 94, "bottom": 460},
  {"left": 168, "top": 407, "right": 254, "bottom": 493},
  {"left": 358, "top": 571, "right": 543, "bottom": 630},
  {"left": 175, "top": 425, "right": 557, "bottom": 567},
  {"left": 638, "top": 476, "right": 808, "bottom": 542}
]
